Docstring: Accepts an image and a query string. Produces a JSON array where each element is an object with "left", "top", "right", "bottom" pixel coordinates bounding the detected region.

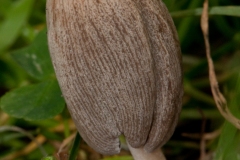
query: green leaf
[
  {"left": 214, "top": 122, "right": 240, "bottom": 160},
  {"left": 11, "top": 29, "right": 55, "bottom": 80},
  {"left": 0, "top": 0, "right": 34, "bottom": 53},
  {"left": 176, "top": 1, "right": 202, "bottom": 47},
  {"left": 171, "top": 6, "right": 240, "bottom": 18},
  {"left": 0, "top": 0, "right": 12, "bottom": 18},
  {"left": 41, "top": 156, "right": 56, "bottom": 160},
  {"left": 0, "top": 80, "right": 65, "bottom": 121},
  {"left": 0, "top": 132, "right": 25, "bottom": 144},
  {"left": 0, "top": 53, "right": 28, "bottom": 89},
  {"left": 209, "top": 6, "right": 240, "bottom": 17},
  {"left": 69, "top": 133, "right": 81, "bottom": 160},
  {"left": 214, "top": 74, "right": 240, "bottom": 160}
]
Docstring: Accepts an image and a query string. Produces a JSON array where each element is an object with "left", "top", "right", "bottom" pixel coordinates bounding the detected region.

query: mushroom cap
[{"left": 46, "top": 0, "right": 183, "bottom": 155}]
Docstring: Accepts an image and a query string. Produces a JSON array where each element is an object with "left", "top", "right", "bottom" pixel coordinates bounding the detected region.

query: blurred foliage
[{"left": 0, "top": 0, "right": 240, "bottom": 159}]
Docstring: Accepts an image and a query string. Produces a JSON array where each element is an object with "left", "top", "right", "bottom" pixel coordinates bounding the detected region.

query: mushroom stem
[{"left": 127, "top": 143, "right": 166, "bottom": 160}]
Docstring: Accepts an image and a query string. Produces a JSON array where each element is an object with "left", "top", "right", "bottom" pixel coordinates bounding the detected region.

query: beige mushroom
[{"left": 46, "top": 0, "right": 183, "bottom": 159}]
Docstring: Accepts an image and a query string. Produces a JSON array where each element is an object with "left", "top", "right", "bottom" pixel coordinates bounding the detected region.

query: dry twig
[
  {"left": 199, "top": 109, "right": 206, "bottom": 160},
  {"left": 182, "top": 128, "right": 221, "bottom": 140},
  {"left": 58, "top": 132, "right": 77, "bottom": 154},
  {"left": 2, "top": 134, "right": 46, "bottom": 160},
  {"left": 0, "top": 125, "right": 47, "bottom": 158},
  {"left": 201, "top": 0, "right": 240, "bottom": 129}
]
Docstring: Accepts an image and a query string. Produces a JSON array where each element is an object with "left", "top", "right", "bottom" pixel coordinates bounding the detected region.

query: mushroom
[{"left": 46, "top": 0, "right": 183, "bottom": 159}]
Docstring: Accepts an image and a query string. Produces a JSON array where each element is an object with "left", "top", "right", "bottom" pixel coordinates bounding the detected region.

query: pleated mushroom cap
[{"left": 46, "top": 0, "right": 183, "bottom": 155}]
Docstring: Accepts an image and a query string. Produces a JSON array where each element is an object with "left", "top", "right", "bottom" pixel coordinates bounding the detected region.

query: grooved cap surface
[{"left": 46, "top": 0, "right": 183, "bottom": 155}]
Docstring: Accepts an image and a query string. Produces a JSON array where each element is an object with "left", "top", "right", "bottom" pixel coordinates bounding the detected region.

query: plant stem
[{"left": 127, "top": 143, "right": 166, "bottom": 160}]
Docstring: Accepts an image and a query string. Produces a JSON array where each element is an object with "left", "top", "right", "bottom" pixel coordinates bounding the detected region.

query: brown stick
[{"left": 201, "top": 0, "right": 240, "bottom": 129}]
